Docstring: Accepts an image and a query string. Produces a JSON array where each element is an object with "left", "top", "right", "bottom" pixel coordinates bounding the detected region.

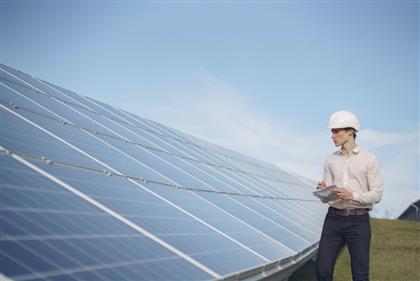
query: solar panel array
[{"left": 0, "top": 63, "right": 326, "bottom": 281}]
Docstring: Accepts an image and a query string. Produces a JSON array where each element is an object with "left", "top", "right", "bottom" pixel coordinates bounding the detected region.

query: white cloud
[
  {"left": 117, "top": 70, "right": 419, "bottom": 219},
  {"left": 358, "top": 129, "right": 419, "bottom": 149}
]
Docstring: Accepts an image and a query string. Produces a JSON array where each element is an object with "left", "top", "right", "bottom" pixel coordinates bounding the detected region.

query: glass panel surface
[
  {"left": 0, "top": 71, "right": 119, "bottom": 137},
  {"left": 0, "top": 105, "right": 104, "bottom": 171},
  {"left": 0, "top": 155, "right": 213, "bottom": 281},
  {"left": 28, "top": 159, "right": 270, "bottom": 275}
]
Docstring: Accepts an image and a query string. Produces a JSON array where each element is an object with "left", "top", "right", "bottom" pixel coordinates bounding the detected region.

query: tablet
[{"left": 313, "top": 185, "right": 340, "bottom": 202}]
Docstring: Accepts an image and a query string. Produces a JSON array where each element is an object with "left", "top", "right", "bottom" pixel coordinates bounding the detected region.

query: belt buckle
[{"left": 344, "top": 208, "right": 351, "bottom": 216}]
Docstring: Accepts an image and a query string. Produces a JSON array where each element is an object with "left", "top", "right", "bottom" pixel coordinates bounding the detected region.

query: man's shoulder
[
  {"left": 357, "top": 148, "right": 377, "bottom": 160},
  {"left": 325, "top": 151, "right": 340, "bottom": 162},
  {"left": 325, "top": 147, "right": 377, "bottom": 161}
]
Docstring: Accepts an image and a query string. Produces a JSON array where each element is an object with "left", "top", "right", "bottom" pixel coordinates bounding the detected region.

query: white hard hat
[{"left": 327, "top": 110, "right": 360, "bottom": 131}]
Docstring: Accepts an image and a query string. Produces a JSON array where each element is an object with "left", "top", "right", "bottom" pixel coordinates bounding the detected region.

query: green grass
[{"left": 289, "top": 218, "right": 420, "bottom": 281}]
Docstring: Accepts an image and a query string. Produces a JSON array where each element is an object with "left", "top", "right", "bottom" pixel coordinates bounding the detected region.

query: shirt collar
[{"left": 352, "top": 146, "right": 361, "bottom": 154}]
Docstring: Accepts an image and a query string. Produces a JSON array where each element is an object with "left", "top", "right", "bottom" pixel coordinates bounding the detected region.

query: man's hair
[{"left": 345, "top": 127, "right": 357, "bottom": 140}]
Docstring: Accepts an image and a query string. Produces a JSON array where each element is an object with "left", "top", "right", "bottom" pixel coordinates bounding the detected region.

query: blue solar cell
[
  {"left": 0, "top": 105, "right": 104, "bottom": 171},
  {"left": 1, "top": 104, "right": 174, "bottom": 185},
  {"left": 0, "top": 71, "right": 120, "bottom": 137},
  {"left": 66, "top": 102, "right": 199, "bottom": 158},
  {"left": 1, "top": 242, "right": 57, "bottom": 273},
  {"left": 93, "top": 134, "right": 209, "bottom": 187},
  {"left": 56, "top": 101, "right": 165, "bottom": 153},
  {"left": 233, "top": 196, "right": 319, "bottom": 242},
  {"left": 106, "top": 107, "right": 165, "bottom": 136},
  {"left": 0, "top": 253, "right": 32, "bottom": 277},
  {"left": 28, "top": 159, "right": 271, "bottom": 275},
  {"left": 84, "top": 96, "right": 137, "bottom": 124},
  {"left": 0, "top": 155, "right": 214, "bottom": 281},
  {"left": 0, "top": 83, "right": 59, "bottom": 120},
  {"left": 196, "top": 191, "right": 310, "bottom": 252},
  {"left": 0, "top": 64, "right": 89, "bottom": 111},
  {"left": 53, "top": 129, "right": 316, "bottom": 252}
]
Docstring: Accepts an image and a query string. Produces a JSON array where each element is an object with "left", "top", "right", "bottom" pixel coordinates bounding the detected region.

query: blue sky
[{"left": 1, "top": 1, "right": 419, "bottom": 218}]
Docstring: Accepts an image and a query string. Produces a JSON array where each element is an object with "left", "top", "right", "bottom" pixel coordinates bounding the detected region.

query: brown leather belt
[{"left": 330, "top": 207, "right": 370, "bottom": 216}]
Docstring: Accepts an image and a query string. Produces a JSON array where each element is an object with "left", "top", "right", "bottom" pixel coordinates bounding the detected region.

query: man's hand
[
  {"left": 331, "top": 187, "right": 353, "bottom": 201},
  {"left": 317, "top": 181, "right": 326, "bottom": 190}
]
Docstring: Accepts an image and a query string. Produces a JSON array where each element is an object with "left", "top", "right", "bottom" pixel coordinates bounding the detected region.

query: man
[{"left": 315, "top": 110, "right": 383, "bottom": 281}]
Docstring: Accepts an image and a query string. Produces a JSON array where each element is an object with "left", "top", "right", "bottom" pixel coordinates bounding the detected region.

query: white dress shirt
[{"left": 323, "top": 146, "right": 383, "bottom": 210}]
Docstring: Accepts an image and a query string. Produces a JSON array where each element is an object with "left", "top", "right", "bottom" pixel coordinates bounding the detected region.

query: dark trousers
[{"left": 316, "top": 207, "right": 371, "bottom": 281}]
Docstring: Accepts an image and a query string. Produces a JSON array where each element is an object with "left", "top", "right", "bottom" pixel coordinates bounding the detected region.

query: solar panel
[
  {"left": 1, "top": 63, "right": 326, "bottom": 280},
  {"left": 0, "top": 155, "right": 214, "bottom": 281}
]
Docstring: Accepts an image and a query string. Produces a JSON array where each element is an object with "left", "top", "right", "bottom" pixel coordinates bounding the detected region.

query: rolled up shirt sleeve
[{"left": 352, "top": 156, "right": 383, "bottom": 204}]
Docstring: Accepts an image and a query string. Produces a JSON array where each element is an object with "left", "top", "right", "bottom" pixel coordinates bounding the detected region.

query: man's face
[{"left": 331, "top": 128, "right": 352, "bottom": 146}]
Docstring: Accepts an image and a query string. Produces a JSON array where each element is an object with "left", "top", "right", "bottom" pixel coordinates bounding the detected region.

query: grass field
[{"left": 289, "top": 218, "right": 420, "bottom": 281}]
